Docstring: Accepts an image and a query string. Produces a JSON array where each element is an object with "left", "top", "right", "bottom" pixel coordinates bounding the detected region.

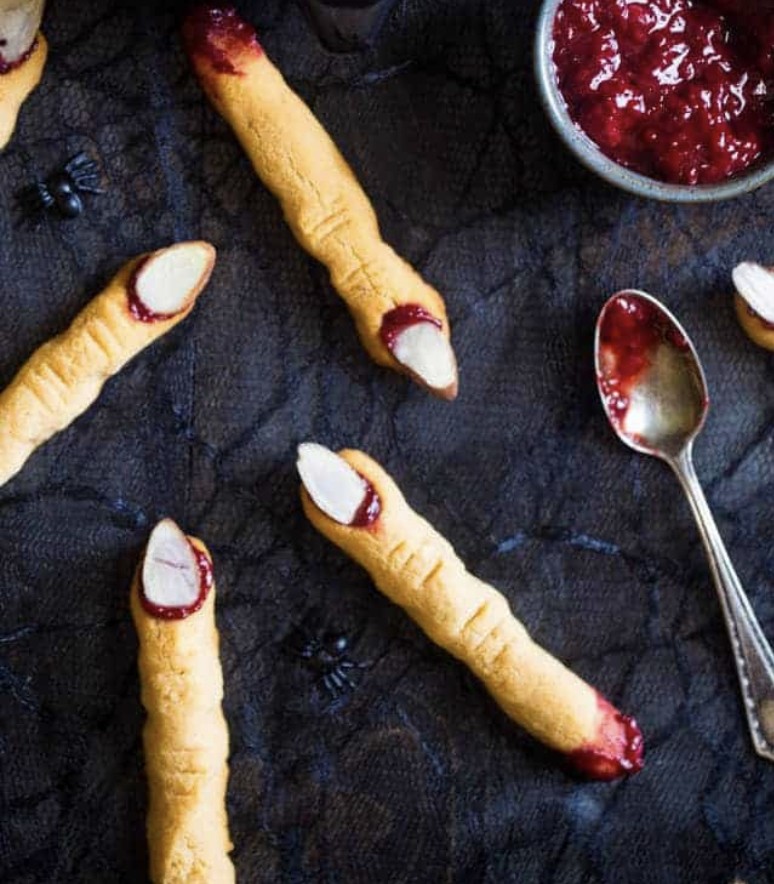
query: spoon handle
[{"left": 672, "top": 446, "right": 774, "bottom": 762}]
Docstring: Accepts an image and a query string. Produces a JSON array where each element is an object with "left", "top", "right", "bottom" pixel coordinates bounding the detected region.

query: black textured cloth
[{"left": 1, "top": 1, "right": 774, "bottom": 882}]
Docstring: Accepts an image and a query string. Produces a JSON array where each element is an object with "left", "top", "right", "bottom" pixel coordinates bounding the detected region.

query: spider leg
[
  {"left": 339, "top": 658, "right": 368, "bottom": 671},
  {"left": 18, "top": 182, "right": 52, "bottom": 207},
  {"left": 74, "top": 181, "right": 104, "bottom": 195},
  {"left": 67, "top": 154, "right": 104, "bottom": 194},
  {"left": 329, "top": 670, "right": 347, "bottom": 692},
  {"left": 336, "top": 667, "right": 356, "bottom": 691},
  {"left": 69, "top": 167, "right": 100, "bottom": 180},
  {"left": 64, "top": 152, "right": 95, "bottom": 174},
  {"left": 322, "top": 674, "right": 339, "bottom": 696},
  {"left": 286, "top": 622, "right": 313, "bottom": 658},
  {"left": 34, "top": 183, "right": 55, "bottom": 209},
  {"left": 327, "top": 670, "right": 342, "bottom": 688},
  {"left": 70, "top": 171, "right": 103, "bottom": 193},
  {"left": 332, "top": 668, "right": 356, "bottom": 692}
]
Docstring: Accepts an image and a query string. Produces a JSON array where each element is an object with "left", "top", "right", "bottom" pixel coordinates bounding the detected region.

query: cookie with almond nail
[
  {"left": 131, "top": 519, "right": 234, "bottom": 884},
  {"left": 298, "top": 443, "right": 644, "bottom": 780},
  {"left": 733, "top": 262, "right": 774, "bottom": 351},
  {"left": 0, "top": 241, "right": 215, "bottom": 488},
  {"left": 182, "top": 4, "right": 458, "bottom": 399},
  {"left": 0, "top": 0, "right": 47, "bottom": 148}
]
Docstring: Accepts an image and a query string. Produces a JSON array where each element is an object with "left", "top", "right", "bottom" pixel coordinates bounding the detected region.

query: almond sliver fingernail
[{"left": 733, "top": 262, "right": 774, "bottom": 324}]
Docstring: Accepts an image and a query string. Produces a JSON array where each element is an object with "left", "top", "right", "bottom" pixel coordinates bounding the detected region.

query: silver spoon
[{"left": 595, "top": 289, "right": 774, "bottom": 762}]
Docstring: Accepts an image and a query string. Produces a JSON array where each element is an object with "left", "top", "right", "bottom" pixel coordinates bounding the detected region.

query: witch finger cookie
[
  {"left": 182, "top": 4, "right": 458, "bottom": 399},
  {"left": 131, "top": 518, "right": 235, "bottom": 884},
  {"left": 0, "top": 0, "right": 47, "bottom": 148},
  {"left": 0, "top": 241, "right": 215, "bottom": 488},
  {"left": 298, "top": 443, "right": 644, "bottom": 780}
]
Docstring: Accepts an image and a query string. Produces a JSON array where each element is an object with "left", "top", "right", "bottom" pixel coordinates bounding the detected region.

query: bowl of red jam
[{"left": 535, "top": 0, "right": 774, "bottom": 202}]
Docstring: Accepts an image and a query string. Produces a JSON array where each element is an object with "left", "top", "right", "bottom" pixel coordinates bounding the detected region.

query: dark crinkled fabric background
[{"left": 1, "top": 0, "right": 774, "bottom": 881}]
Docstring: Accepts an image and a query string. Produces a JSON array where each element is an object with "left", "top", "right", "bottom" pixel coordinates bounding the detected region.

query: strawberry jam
[
  {"left": 351, "top": 481, "right": 381, "bottom": 527},
  {"left": 567, "top": 693, "right": 644, "bottom": 780},
  {"left": 182, "top": 4, "right": 263, "bottom": 76},
  {"left": 139, "top": 546, "right": 213, "bottom": 621},
  {"left": 552, "top": 0, "right": 774, "bottom": 184},
  {"left": 380, "top": 304, "right": 442, "bottom": 352},
  {"left": 0, "top": 38, "right": 37, "bottom": 75},
  {"left": 597, "top": 294, "right": 689, "bottom": 432}
]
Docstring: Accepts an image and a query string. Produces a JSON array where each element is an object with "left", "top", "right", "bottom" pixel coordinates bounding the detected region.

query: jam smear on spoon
[{"left": 597, "top": 294, "right": 689, "bottom": 432}]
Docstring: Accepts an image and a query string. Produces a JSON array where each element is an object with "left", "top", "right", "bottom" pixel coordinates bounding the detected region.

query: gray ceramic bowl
[{"left": 534, "top": 0, "right": 774, "bottom": 203}]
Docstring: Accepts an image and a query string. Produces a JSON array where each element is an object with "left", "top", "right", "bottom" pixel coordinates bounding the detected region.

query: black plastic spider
[
  {"left": 17, "top": 152, "right": 102, "bottom": 223},
  {"left": 288, "top": 621, "right": 364, "bottom": 698}
]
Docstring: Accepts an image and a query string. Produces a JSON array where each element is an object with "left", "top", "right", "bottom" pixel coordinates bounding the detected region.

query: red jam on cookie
[
  {"left": 181, "top": 4, "right": 263, "bottom": 76},
  {"left": 140, "top": 543, "right": 214, "bottom": 620},
  {"left": 126, "top": 245, "right": 212, "bottom": 323},
  {"left": 297, "top": 443, "right": 383, "bottom": 528},
  {"left": 127, "top": 257, "right": 174, "bottom": 323},
  {"left": 379, "top": 304, "right": 457, "bottom": 399},
  {"left": 0, "top": 37, "right": 38, "bottom": 75},
  {"left": 567, "top": 693, "right": 644, "bottom": 780},
  {"left": 351, "top": 481, "right": 382, "bottom": 527},
  {"left": 553, "top": 0, "right": 774, "bottom": 184},
  {"left": 733, "top": 263, "right": 774, "bottom": 331},
  {"left": 379, "top": 304, "right": 443, "bottom": 351}
]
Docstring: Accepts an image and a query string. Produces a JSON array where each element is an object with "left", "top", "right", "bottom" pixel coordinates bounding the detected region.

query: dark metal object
[
  {"left": 301, "top": 0, "right": 399, "bottom": 51},
  {"left": 17, "top": 153, "right": 103, "bottom": 223}
]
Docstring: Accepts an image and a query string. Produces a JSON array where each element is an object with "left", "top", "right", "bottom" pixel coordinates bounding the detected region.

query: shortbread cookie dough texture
[
  {"left": 0, "top": 241, "right": 215, "bottom": 488},
  {"left": 0, "top": 0, "right": 47, "bottom": 148},
  {"left": 298, "top": 444, "right": 644, "bottom": 780},
  {"left": 183, "top": 4, "right": 458, "bottom": 399},
  {"left": 131, "top": 519, "right": 234, "bottom": 884}
]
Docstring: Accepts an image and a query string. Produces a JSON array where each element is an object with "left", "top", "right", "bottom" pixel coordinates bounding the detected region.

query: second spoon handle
[{"left": 671, "top": 446, "right": 774, "bottom": 761}]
